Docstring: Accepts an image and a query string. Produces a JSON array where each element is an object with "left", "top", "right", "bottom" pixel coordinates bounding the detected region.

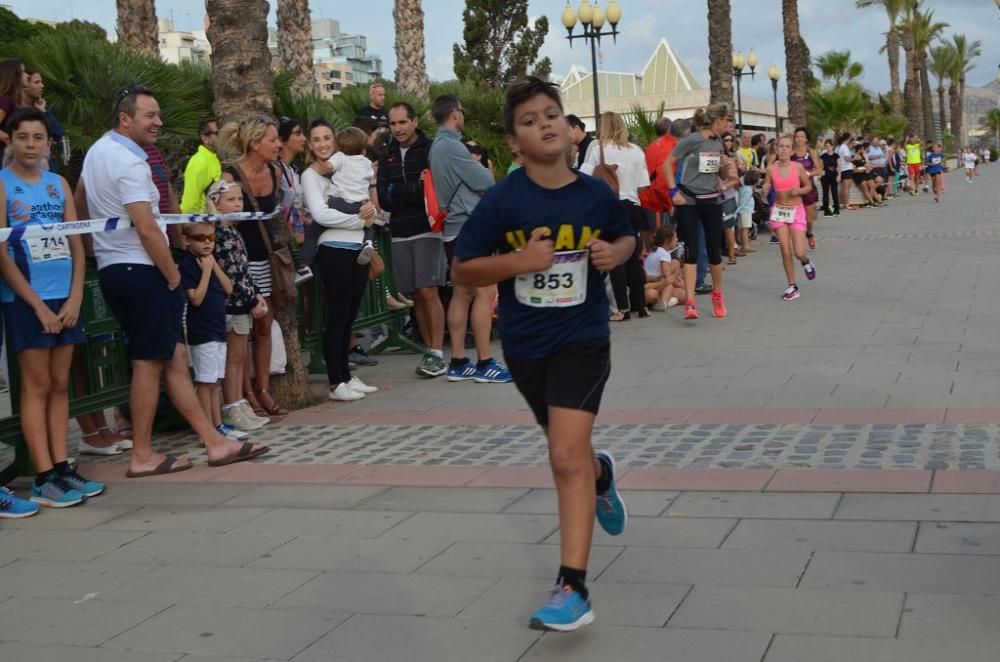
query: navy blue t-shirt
[
  {"left": 179, "top": 253, "right": 227, "bottom": 345},
  {"left": 455, "top": 168, "right": 631, "bottom": 359}
]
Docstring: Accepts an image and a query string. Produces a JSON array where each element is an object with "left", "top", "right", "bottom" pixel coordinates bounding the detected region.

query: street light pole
[
  {"left": 769, "top": 64, "right": 781, "bottom": 138},
  {"left": 563, "top": 1, "right": 623, "bottom": 132},
  {"left": 732, "top": 50, "right": 757, "bottom": 134}
]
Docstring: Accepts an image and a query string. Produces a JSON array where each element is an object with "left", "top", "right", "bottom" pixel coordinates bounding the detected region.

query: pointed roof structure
[{"left": 639, "top": 38, "right": 701, "bottom": 95}]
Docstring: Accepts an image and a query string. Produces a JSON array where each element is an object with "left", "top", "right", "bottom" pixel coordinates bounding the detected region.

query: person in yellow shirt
[
  {"left": 904, "top": 134, "right": 923, "bottom": 195},
  {"left": 180, "top": 118, "right": 222, "bottom": 213}
]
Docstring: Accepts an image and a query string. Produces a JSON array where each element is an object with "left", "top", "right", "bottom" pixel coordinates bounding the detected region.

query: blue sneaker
[
  {"left": 447, "top": 361, "right": 477, "bottom": 382},
  {"left": 474, "top": 358, "right": 512, "bottom": 384},
  {"left": 58, "top": 468, "right": 105, "bottom": 498},
  {"left": 31, "top": 475, "right": 86, "bottom": 507},
  {"left": 529, "top": 584, "right": 595, "bottom": 632},
  {"left": 595, "top": 450, "right": 628, "bottom": 536},
  {"left": 0, "top": 487, "right": 40, "bottom": 519},
  {"left": 217, "top": 423, "right": 249, "bottom": 441}
]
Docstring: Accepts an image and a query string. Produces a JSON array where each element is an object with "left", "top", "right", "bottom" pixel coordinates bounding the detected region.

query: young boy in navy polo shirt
[
  {"left": 452, "top": 77, "right": 635, "bottom": 632},
  {"left": 180, "top": 222, "right": 245, "bottom": 442}
]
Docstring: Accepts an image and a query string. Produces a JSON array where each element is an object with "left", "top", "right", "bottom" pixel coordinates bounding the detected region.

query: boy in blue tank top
[
  {"left": 452, "top": 77, "right": 635, "bottom": 632},
  {"left": 0, "top": 108, "right": 104, "bottom": 509}
]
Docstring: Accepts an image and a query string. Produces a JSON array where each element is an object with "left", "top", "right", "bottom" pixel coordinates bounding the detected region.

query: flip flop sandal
[
  {"left": 256, "top": 390, "right": 288, "bottom": 417},
  {"left": 126, "top": 454, "right": 192, "bottom": 478},
  {"left": 208, "top": 442, "right": 271, "bottom": 467}
]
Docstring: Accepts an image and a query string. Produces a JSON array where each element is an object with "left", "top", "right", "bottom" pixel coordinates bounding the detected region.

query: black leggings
[
  {"left": 675, "top": 202, "right": 723, "bottom": 266},
  {"left": 315, "top": 245, "right": 368, "bottom": 386},
  {"left": 821, "top": 174, "right": 839, "bottom": 214},
  {"left": 609, "top": 201, "right": 647, "bottom": 313}
]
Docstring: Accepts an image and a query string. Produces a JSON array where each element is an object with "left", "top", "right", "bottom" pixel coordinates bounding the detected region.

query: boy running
[
  {"left": 451, "top": 77, "right": 633, "bottom": 632},
  {"left": 904, "top": 134, "right": 922, "bottom": 195},
  {"left": 925, "top": 143, "right": 945, "bottom": 202}
]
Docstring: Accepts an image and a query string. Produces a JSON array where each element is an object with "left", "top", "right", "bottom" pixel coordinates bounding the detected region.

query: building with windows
[
  {"left": 560, "top": 39, "right": 787, "bottom": 135},
  {"left": 157, "top": 18, "right": 210, "bottom": 66}
]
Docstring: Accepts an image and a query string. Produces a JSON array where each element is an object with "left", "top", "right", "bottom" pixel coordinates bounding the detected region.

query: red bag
[
  {"left": 422, "top": 169, "right": 447, "bottom": 233},
  {"left": 638, "top": 135, "right": 676, "bottom": 213}
]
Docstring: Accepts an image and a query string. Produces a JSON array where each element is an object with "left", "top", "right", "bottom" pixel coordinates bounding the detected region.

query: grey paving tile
[
  {"left": 0, "top": 559, "right": 156, "bottom": 600},
  {"left": 765, "top": 634, "right": 999, "bottom": 662},
  {"left": 175, "top": 656, "right": 280, "bottom": 662},
  {"left": 0, "top": 642, "right": 181, "bottom": 662},
  {"left": 898, "top": 593, "right": 1000, "bottom": 642},
  {"left": 248, "top": 536, "right": 451, "bottom": 573},
  {"left": 379, "top": 512, "right": 558, "bottom": 544},
  {"left": 834, "top": 494, "right": 1000, "bottom": 521},
  {"left": 275, "top": 571, "right": 496, "bottom": 616},
  {"left": 545, "top": 516, "right": 735, "bottom": 549},
  {"left": 103, "top": 564, "right": 318, "bottom": 607},
  {"left": 669, "top": 586, "right": 903, "bottom": 636},
  {"left": 523, "top": 627, "right": 770, "bottom": 662},
  {"left": 95, "top": 532, "right": 293, "bottom": 566},
  {"left": 0, "top": 597, "right": 167, "bottom": 646},
  {"left": 98, "top": 483, "right": 255, "bottom": 506},
  {"left": 416, "top": 541, "right": 623, "bottom": 579},
  {"left": 0, "top": 505, "right": 140, "bottom": 530},
  {"left": 0, "top": 529, "right": 146, "bottom": 562},
  {"left": 599, "top": 547, "right": 810, "bottom": 587},
  {"left": 723, "top": 519, "right": 916, "bottom": 552},
  {"left": 914, "top": 521, "right": 1000, "bottom": 555},
  {"left": 230, "top": 508, "right": 410, "bottom": 538},
  {"left": 359, "top": 486, "right": 529, "bottom": 512},
  {"left": 666, "top": 492, "right": 841, "bottom": 519},
  {"left": 95, "top": 506, "right": 271, "bottom": 533},
  {"left": 105, "top": 604, "right": 345, "bottom": 658},
  {"left": 504, "top": 489, "right": 678, "bottom": 516},
  {"left": 800, "top": 551, "right": 1000, "bottom": 593},
  {"left": 458, "top": 576, "right": 689, "bottom": 628},
  {"left": 225, "top": 484, "right": 386, "bottom": 509},
  {"left": 294, "top": 614, "right": 540, "bottom": 662}
]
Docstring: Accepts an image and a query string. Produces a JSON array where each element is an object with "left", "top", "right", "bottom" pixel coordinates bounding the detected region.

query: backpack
[
  {"left": 638, "top": 136, "right": 675, "bottom": 212},
  {"left": 421, "top": 168, "right": 447, "bottom": 233}
]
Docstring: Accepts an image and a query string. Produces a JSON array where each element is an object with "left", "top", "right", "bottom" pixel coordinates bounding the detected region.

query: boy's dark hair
[
  {"left": 502, "top": 76, "right": 563, "bottom": 135},
  {"left": 566, "top": 114, "right": 586, "bottom": 131},
  {"left": 5, "top": 107, "right": 50, "bottom": 137},
  {"left": 389, "top": 102, "right": 417, "bottom": 120},
  {"left": 431, "top": 94, "right": 461, "bottom": 124},
  {"left": 742, "top": 168, "right": 761, "bottom": 187},
  {"left": 337, "top": 126, "right": 368, "bottom": 156},
  {"left": 198, "top": 117, "right": 218, "bottom": 136}
]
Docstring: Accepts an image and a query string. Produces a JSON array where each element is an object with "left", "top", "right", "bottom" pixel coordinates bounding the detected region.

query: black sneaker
[
  {"left": 694, "top": 283, "right": 714, "bottom": 295},
  {"left": 348, "top": 345, "right": 378, "bottom": 367},
  {"left": 769, "top": 235, "right": 779, "bottom": 245}
]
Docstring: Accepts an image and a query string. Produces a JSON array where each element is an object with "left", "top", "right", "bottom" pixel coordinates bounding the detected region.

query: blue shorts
[
  {"left": 99, "top": 263, "right": 184, "bottom": 361},
  {"left": 2, "top": 297, "right": 84, "bottom": 352}
]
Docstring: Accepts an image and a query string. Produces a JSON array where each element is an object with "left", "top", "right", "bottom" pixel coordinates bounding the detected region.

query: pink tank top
[{"left": 770, "top": 163, "right": 799, "bottom": 193}]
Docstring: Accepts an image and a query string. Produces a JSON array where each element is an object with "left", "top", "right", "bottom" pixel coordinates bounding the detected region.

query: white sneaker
[
  {"left": 239, "top": 400, "right": 270, "bottom": 426},
  {"left": 348, "top": 376, "right": 379, "bottom": 394},
  {"left": 649, "top": 301, "right": 667, "bottom": 312},
  {"left": 223, "top": 404, "right": 263, "bottom": 432},
  {"left": 330, "top": 382, "right": 366, "bottom": 401},
  {"left": 666, "top": 297, "right": 680, "bottom": 307},
  {"left": 217, "top": 424, "right": 249, "bottom": 441}
]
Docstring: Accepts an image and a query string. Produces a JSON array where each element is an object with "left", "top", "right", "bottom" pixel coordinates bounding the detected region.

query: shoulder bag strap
[{"left": 233, "top": 163, "right": 275, "bottom": 256}]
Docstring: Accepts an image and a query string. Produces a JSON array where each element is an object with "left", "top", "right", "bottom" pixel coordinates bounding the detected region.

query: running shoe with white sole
[
  {"left": 348, "top": 375, "right": 379, "bottom": 393},
  {"left": 595, "top": 450, "right": 628, "bottom": 536},
  {"left": 0, "top": 487, "right": 40, "bottom": 519},
  {"left": 447, "top": 361, "right": 478, "bottom": 382},
  {"left": 59, "top": 468, "right": 105, "bottom": 498},
  {"left": 415, "top": 353, "right": 447, "bottom": 378},
  {"left": 529, "top": 584, "right": 595, "bottom": 632},
  {"left": 803, "top": 261, "right": 816, "bottom": 281},
  {"left": 474, "top": 358, "right": 512, "bottom": 384},
  {"left": 782, "top": 285, "right": 800, "bottom": 301},
  {"left": 329, "top": 383, "right": 365, "bottom": 401},
  {"left": 217, "top": 423, "right": 249, "bottom": 441},
  {"left": 31, "top": 475, "right": 85, "bottom": 507}
]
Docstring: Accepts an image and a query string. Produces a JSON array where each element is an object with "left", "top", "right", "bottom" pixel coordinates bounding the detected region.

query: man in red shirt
[{"left": 638, "top": 117, "right": 676, "bottom": 230}]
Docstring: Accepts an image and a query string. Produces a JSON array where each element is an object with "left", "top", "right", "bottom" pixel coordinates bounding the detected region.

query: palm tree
[
  {"left": 706, "top": 0, "right": 733, "bottom": 106},
  {"left": 115, "top": 0, "right": 159, "bottom": 59},
  {"left": 948, "top": 34, "right": 982, "bottom": 148},
  {"left": 782, "top": 0, "right": 807, "bottom": 128},
  {"left": 897, "top": 0, "right": 922, "bottom": 137},
  {"left": 912, "top": 9, "right": 947, "bottom": 141},
  {"left": 928, "top": 44, "right": 954, "bottom": 136},
  {"left": 985, "top": 108, "right": 1000, "bottom": 148},
  {"left": 856, "top": 0, "right": 905, "bottom": 116},
  {"left": 277, "top": 0, "right": 316, "bottom": 97},
  {"left": 814, "top": 50, "right": 864, "bottom": 88},
  {"left": 806, "top": 82, "right": 870, "bottom": 137},
  {"left": 393, "top": 0, "right": 429, "bottom": 100}
]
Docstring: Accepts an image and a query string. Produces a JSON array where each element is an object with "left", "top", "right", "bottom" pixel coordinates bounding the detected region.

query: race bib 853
[{"left": 515, "top": 249, "right": 588, "bottom": 308}]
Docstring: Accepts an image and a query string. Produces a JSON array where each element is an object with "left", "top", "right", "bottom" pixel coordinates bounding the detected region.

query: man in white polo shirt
[{"left": 75, "top": 85, "right": 268, "bottom": 477}]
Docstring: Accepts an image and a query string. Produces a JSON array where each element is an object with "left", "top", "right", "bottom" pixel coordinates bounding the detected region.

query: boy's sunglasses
[{"left": 188, "top": 233, "right": 216, "bottom": 243}]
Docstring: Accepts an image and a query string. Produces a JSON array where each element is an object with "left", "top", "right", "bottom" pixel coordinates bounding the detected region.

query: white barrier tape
[{"left": 0, "top": 210, "right": 280, "bottom": 244}]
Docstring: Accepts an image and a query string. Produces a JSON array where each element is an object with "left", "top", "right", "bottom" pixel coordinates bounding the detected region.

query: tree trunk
[
  {"left": 901, "top": 24, "right": 922, "bottom": 137},
  {"left": 936, "top": 84, "right": 947, "bottom": 136},
  {"left": 277, "top": 0, "right": 316, "bottom": 97},
  {"left": 948, "top": 80, "right": 960, "bottom": 146},
  {"left": 782, "top": 0, "right": 807, "bottom": 129},
  {"left": 207, "top": 0, "right": 313, "bottom": 409},
  {"left": 918, "top": 51, "right": 935, "bottom": 141},
  {"left": 393, "top": 0, "right": 429, "bottom": 100},
  {"left": 954, "top": 76, "right": 966, "bottom": 148},
  {"left": 706, "top": 0, "right": 733, "bottom": 107},
  {"left": 886, "top": 27, "right": 902, "bottom": 116},
  {"left": 116, "top": 0, "right": 159, "bottom": 59}
]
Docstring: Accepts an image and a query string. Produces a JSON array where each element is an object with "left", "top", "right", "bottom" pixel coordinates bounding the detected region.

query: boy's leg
[
  {"left": 447, "top": 285, "right": 475, "bottom": 362},
  {"left": 546, "top": 406, "right": 599, "bottom": 574},
  {"left": 45, "top": 344, "right": 76, "bottom": 465},
  {"left": 18, "top": 348, "right": 55, "bottom": 473},
  {"left": 471, "top": 285, "right": 496, "bottom": 362}
]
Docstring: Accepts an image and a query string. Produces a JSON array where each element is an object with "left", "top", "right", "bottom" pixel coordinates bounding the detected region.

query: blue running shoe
[
  {"left": 447, "top": 361, "right": 477, "bottom": 382},
  {"left": 474, "top": 358, "right": 512, "bottom": 384},
  {"left": 0, "top": 487, "right": 40, "bottom": 519},
  {"left": 59, "top": 468, "right": 105, "bottom": 498},
  {"left": 529, "top": 584, "right": 595, "bottom": 632},
  {"left": 595, "top": 450, "right": 628, "bottom": 536},
  {"left": 31, "top": 475, "right": 85, "bottom": 507},
  {"left": 217, "top": 423, "right": 249, "bottom": 441}
]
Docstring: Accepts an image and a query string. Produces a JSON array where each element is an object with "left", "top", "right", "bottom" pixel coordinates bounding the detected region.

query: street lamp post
[
  {"left": 732, "top": 49, "right": 758, "bottom": 134},
  {"left": 768, "top": 64, "right": 781, "bottom": 138},
  {"left": 562, "top": 0, "right": 622, "bottom": 131}
]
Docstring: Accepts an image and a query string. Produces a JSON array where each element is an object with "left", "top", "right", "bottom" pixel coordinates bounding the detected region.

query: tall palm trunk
[
  {"left": 782, "top": 0, "right": 807, "bottom": 128},
  {"left": 947, "top": 80, "right": 960, "bottom": 144},
  {"left": 277, "top": 0, "right": 316, "bottom": 97},
  {"left": 116, "top": 0, "right": 159, "bottom": 58},
  {"left": 918, "top": 51, "right": 935, "bottom": 140},
  {"left": 393, "top": 0, "right": 429, "bottom": 100},
  {"left": 936, "top": 82, "right": 947, "bottom": 135},
  {"left": 207, "top": 0, "right": 311, "bottom": 408},
  {"left": 900, "top": 22, "right": 922, "bottom": 136},
  {"left": 954, "top": 76, "right": 966, "bottom": 148},
  {"left": 706, "top": 0, "right": 733, "bottom": 106},
  {"left": 886, "top": 26, "right": 902, "bottom": 115}
]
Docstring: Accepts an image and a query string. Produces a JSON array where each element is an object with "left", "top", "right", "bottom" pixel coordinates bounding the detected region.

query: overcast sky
[{"left": 7, "top": 0, "right": 999, "bottom": 101}]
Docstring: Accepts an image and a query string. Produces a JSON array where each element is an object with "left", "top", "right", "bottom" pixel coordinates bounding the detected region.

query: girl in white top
[
  {"left": 580, "top": 111, "right": 650, "bottom": 319},
  {"left": 642, "top": 225, "right": 685, "bottom": 311},
  {"left": 963, "top": 148, "right": 977, "bottom": 182}
]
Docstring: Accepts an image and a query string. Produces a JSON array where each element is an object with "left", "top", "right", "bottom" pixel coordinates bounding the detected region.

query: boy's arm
[
  {"left": 588, "top": 235, "right": 635, "bottom": 273},
  {"left": 452, "top": 229, "right": 554, "bottom": 288},
  {"left": 185, "top": 261, "right": 213, "bottom": 306}
]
